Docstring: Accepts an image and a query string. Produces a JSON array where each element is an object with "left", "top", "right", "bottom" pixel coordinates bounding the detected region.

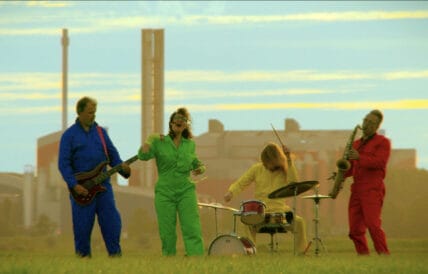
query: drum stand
[
  {"left": 292, "top": 187, "right": 298, "bottom": 256},
  {"left": 306, "top": 192, "right": 328, "bottom": 256},
  {"left": 213, "top": 208, "right": 219, "bottom": 236},
  {"left": 232, "top": 211, "right": 239, "bottom": 235},
  {"left": 268, "top": 180, "right": 319, "bottom": 256}
]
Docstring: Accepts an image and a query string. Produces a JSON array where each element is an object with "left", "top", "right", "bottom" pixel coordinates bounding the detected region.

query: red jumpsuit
[{"left": 345, "top": 133, "right": 391, "bottom": 255}]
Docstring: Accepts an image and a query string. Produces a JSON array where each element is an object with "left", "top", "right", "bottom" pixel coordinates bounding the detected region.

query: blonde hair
[{"left": 260, "top": 143, "right": 287, "bottom": 172}]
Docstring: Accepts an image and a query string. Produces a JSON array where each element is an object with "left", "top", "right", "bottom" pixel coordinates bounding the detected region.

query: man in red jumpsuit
[{"left": 345, "top": 109, "right": 391, "bottom": 255}]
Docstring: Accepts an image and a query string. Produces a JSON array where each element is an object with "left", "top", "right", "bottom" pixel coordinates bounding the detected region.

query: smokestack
[
  {"left": 61, "top": 29, "right": 69, "bottom": 130},
  {"left": 141, "top": 29, "right": 164, "bottom": 145},
  {"left": 23, "top": 165, "right": 34, "bottom": 228},
  {"left": 136, "top": 29, "right": 164, "bottom": 188}
]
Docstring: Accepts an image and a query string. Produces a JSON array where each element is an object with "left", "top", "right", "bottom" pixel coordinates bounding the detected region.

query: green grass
[{"left": 1, "top": 237, "right": 427, "bottom": 274}]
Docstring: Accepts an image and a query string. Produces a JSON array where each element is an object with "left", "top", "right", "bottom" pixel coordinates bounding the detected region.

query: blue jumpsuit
[
  {"left": 138, "top": 134, "right": 205, "bottom": 256},
  {"left": 58, "top": 120, "right": 126, "bottom": 257}
]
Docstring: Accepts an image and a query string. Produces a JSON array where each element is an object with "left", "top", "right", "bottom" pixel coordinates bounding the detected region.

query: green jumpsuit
[{"left": 138, "top": 134, "right": 205, "bottom": 256}]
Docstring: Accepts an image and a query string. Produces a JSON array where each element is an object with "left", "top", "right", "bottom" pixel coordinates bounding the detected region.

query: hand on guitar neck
[{"left": 119, "top": 162, "right": 131, "bottom": 176}]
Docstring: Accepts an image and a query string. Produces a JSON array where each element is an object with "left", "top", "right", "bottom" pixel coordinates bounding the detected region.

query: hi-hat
[
  {"left": 302, "top": 194, "right": 331, "bottom": 200},
  {"left": 198, "top": 202, "right": 239, "bottom": 212},
  {"left": 268, "top": 181, "right": 318, "bottom": 199}
]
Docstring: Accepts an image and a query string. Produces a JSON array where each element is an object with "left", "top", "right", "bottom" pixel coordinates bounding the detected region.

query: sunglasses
[{"left": 173, "top": 122, "right": 185, "bottom": 128}]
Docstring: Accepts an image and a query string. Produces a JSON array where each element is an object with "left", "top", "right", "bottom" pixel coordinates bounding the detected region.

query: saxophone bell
[{"left": 336, "top": 158, "right": 351, "bottom": 171}]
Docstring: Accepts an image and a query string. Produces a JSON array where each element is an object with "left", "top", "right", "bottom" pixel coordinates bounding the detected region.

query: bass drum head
[{"left": 208, "top": 234, "right": 256, "bottom": 256}]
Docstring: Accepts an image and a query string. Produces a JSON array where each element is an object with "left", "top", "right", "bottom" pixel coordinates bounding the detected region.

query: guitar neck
[{"left": 95, "top": 155, "right": 138, "bottom": 183}]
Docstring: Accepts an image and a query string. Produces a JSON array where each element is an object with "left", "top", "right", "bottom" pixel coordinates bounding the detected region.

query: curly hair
[{"left": 168, "top": 107, "right": 193, "bottom": 139}]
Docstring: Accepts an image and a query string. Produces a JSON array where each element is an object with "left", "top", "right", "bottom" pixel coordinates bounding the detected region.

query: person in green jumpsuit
[{"left": 138, "top": 107, "right": 206, "bottom": 256}]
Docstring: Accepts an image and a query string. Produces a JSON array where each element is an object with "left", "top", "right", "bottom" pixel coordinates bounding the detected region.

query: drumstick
[
  {"left": 271, "top": 124, "right": 292, "bottom": 160},
  {"left": 270, "top": 124, "right": 285, "bottom": 147}
]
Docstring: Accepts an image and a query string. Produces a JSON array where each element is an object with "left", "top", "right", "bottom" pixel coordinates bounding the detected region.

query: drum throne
[{"left": 257, "top": 212, "right": 293, "bottom": 252}]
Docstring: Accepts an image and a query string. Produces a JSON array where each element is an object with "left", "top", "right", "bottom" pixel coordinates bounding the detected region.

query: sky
[{"left": 1, "top": 1, "right": 428, "bottom": 174}]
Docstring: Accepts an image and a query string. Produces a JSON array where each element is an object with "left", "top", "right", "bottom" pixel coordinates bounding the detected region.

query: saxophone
[{"left": 329, "top": 124, "right": 361, "bottom": 199}]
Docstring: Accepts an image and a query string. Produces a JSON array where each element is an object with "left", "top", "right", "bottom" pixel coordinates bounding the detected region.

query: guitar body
[
  {"left": 71, "top": 161, "right": 109, "bottom": 206},
  {"left": 70, "top": 184, "right": 107, "bottom": 206},
  {"left": 69, "top": 155, "right": 138, "bottom": 206}
]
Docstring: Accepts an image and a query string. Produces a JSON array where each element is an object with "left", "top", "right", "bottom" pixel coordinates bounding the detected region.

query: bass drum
[{"left": 208, "top": 234, "right": 256, "bottom": 256}]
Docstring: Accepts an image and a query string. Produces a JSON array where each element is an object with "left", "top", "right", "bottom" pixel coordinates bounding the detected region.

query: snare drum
[
  {"left": 265, "top": 212, "right": 287, "bottom": 224},
  {"left": 265, "top": 211, "right": 293, "bottom": 224},
  {"left": 208, "top": 234, "right": 256, "bottom": 256},
  {"left": 240, "top": 200, "right": 266, "bottom": 225},
  {"left": 257, "top": 212, "right": 294, "bottom": 234}
]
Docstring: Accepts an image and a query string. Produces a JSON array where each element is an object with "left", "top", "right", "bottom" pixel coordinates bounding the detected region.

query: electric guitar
[{"left": 70, "top": 155, "right": 138, "bottom": 206}]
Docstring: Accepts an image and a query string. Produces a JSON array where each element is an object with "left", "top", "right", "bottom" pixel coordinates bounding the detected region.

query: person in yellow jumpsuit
[
  {"left": 138, "top": 107, "right": 205, "bottom": 256},
  {"left": 224, "top": 143, "right": 308, "bottom": 254}
]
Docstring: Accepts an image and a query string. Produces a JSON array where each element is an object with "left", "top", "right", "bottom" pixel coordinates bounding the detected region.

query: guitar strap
[{"left": 97, "top": 126, "right": 110, "bottom": 162}]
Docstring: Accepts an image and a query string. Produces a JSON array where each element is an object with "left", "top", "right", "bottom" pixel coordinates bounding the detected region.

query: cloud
[
  {"left": 1, "top": 69, "right": 427, "bottom": 116},
  {"left": 178, "top": 99, "right": 428, "bottom": 112},
  {"left": 167, "top": 88, "right": 334, "bottom": 99},
  {"left": 5, "top": 105, "right": 61, "bottom": 115},
  {"left": 2, "top": 9, "right": 428, "bottom": 36},
  {"left": 185, "top": 11, "right": 428, "bottom": 24},
  {"left": 1, "top": 69, "right": 428, "bottom": 98},
  {"left": 166, "top": 70, "right": 371, "bottom": 82},
  {"left": 1, "top": 69, "right": 428, "bottom": 90},
  {"left": 0, "top": 72, "right": 138, "bottom": 97},
  {"left": 0, "top": 28, "right": 64, "bottom": 36},
  {"left": 167, "top": 70, "right": 428, "bottom": 83},
  {"left": 25, "top": 1, "right": 72, "bottom": 8},
  {"left": 0, "top": 1, "right": 71, "bottom": 8},
  {"left": 0, "top": 92, "right": 59, "bottom": 100},
  {"left": 3, "top": 99, "right": 428, "bottom": 116},
  {"left": 383, "top": 70, "right": 428, "bottom": 80},
  {"left": 0, "top": 70, "right": 382, "bottom": 89},
  {"left": 0, "top": 73, "right": 60, "bottom": 92}
]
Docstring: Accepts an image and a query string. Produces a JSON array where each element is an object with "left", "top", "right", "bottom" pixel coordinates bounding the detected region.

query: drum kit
[
  {"left": 198, "top": 200, "right": 261, "bottom": 256},
  {"left": 197, "top": 202, "right": 239, "bottom": 237},
  {"left": 199, "top": 180, "right": 331, "bottom": 256}
]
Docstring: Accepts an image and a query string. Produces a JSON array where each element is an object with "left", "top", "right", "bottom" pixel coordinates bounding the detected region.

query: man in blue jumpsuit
[{"left": 58, "top": 96, "right": 131, "bottom": 258}]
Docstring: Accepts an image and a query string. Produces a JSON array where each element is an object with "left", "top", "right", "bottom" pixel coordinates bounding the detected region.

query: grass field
[{"left": 1, "top": 236, "right": 427, "bottom": 273}]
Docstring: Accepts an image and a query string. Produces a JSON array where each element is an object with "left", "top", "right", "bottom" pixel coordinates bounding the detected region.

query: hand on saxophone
[
  {"left": 327, "top": 172, "right": 337, "bottom": 181},
  {"left": 348, "top": 148, "right": 359, "bottom": 160}
]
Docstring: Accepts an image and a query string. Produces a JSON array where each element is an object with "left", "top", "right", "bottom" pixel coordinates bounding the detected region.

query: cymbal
[
  {"left": 302, "top": 194, "right": 331, "bottom": 200},
  {"left": 268, "top": 181, "right": 318, "bottom": 199},
  {"left": 198, "top": 202, "right": 239, "bottom": 212}
]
